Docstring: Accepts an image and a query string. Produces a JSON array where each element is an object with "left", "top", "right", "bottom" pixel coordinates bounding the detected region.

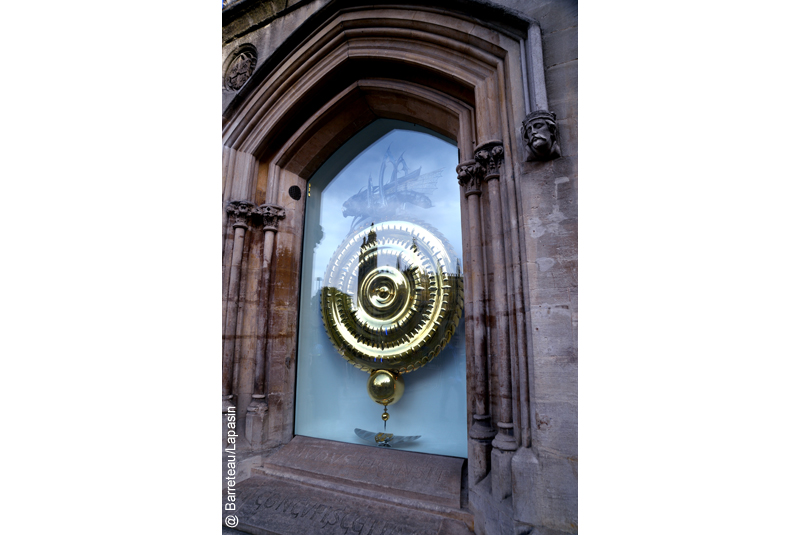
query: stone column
[
  {"left": 510, "top": 143, "right": 537, "bottom": 523},
  {"left": 475, "top": 141, "right": 517, "bottom": 500},
  {"left": 223, "top": 201, "right": 257, "bottom": 403},
  {"left": 457, "top": 159, "right": 495, "bottom": 487},
  {"left": 246, "top": 203, "right": 286, "bottom": 448}
]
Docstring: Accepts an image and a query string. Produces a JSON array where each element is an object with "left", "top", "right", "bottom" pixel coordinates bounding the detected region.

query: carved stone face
[
  {"left": 522, "top": 113, "right": 561, "bottom": 161},
  {"left": 526, "top": 119, "right": 552, "bottom": 150}
]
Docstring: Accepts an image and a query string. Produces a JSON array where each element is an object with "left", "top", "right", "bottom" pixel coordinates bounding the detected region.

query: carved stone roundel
[
  {"left": 225, "top": 50, "right": 256, "bottom": 91},
  {"left": 320, "top": 221, "right": 464, "bottom": 375}
]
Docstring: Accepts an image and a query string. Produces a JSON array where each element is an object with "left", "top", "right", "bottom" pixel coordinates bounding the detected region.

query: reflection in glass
[{"left": 342, "top": 146, "right": 442, "bottom": 231}]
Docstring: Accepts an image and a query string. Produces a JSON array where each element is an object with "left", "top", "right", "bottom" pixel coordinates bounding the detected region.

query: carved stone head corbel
[{"left": 521, "top": 110, "right": 561, "bottom": 162}]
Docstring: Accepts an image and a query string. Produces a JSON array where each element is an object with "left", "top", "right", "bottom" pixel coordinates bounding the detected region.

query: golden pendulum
[
  {"left": 375, "top": 404, "right": 392, "bottom": 445},
  {"left": 367, "top": 369, "right": 404, "bottom": 445},
  {"left": 321, "top": 221, "right": 464, "bottom": 447}
]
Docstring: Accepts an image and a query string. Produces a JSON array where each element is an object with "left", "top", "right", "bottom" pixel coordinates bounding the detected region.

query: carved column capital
[
  {"left": 521, "top": 110, "right": 561, "bottom": 162},
  {"left": 226, "top": 201, "right": 258, "bottom": 229},
  {"left": 259, "top": 203, "right": 286, "bottom": 232},
  {"left": 456, "top": 160, "right": 484, "bottom": 197},
  {"left": 474, "top": 140, "right": 505, "bottom": 181},
  {"left": 458, "top": 141, "right": 505, "bottom": 195}
]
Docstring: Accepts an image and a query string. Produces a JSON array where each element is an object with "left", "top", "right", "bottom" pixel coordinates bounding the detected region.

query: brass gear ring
[{"left": 321, "top": 221, "right": 464, "bottom": 374}]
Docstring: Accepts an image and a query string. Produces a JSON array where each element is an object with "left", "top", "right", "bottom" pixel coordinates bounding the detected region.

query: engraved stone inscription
[
  {"left": 229, "top": 476, "right": 443, "bottom": 535},
  {"left": 262, "top": 436, "right": 463, "bottom": 507},
  {"left": 289, "top": 444, "right": 450, "bottom": 483}
]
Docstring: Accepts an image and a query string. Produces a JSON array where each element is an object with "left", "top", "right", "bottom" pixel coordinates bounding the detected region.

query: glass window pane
[{"left": 295, "top": 119, "right": 467, "bottom": 458}]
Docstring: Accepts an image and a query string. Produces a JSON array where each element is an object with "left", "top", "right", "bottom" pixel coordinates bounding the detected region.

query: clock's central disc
[{"left": 320, "top": 221, "right": 464, "bottom": 374}]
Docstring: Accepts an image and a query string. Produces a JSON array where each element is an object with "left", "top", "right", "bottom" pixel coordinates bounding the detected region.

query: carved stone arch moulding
[
  {"left": 222, "top": 6, "right": 531, "bottom": 155},
  {"left": 221, "top": 5, "right": 544, "bottom": 496}
]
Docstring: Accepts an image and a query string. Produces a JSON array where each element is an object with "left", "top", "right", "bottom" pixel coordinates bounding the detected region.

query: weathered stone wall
[
  {"left": 518, "top": 3, "right": 578, "bottom": 532},
  {"left": 222, "top": 0, "right": 330, "bottom": 113}
]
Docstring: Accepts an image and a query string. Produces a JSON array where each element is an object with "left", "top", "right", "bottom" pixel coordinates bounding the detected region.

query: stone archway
[{"left": 222, "top": 3, "right": 566, "bottom": 533}]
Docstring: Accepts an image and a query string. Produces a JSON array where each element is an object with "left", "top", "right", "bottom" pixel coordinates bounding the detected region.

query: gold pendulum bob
[{"left": 367, "top": 369, "right": 404, "bottom": 407}]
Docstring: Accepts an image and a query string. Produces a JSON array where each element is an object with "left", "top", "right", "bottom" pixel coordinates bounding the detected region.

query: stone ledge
[
  {"left": 253, "top": 435, "right": 472, "bottom": 524},
  {"left": 226, "top": 475, "right": 474, "bottom": 535}
]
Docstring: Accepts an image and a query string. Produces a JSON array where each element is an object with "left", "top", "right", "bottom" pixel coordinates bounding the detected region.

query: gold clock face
[{"left": 320, "top": 221, "right": 464, "bottom": 374}]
